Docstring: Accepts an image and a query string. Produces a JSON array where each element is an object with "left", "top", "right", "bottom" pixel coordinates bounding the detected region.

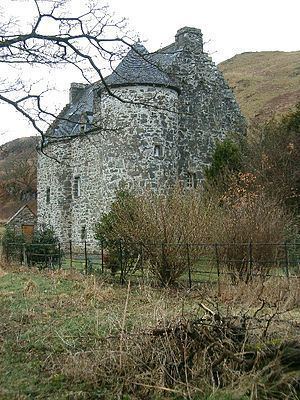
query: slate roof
[
  {"left": 6, "top": 204, "right": 37, "bottom": 225},
  {"left": 47, "top": 42, "right": 179, "bottom": 140},
  {"left": 49, "top": 85, "right": 95, "bottom": 139},
  {"left": 104, "top": 43, "right": 179, "bottom": 91}
]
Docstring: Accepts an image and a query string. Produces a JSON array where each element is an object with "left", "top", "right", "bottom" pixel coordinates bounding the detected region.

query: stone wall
[
  {"left": 7, "top": 206, "right": 37, "bottom": 231},
  {"left": 37, "top": 27, "right": 246, "bottom": 251},
  {"left": 38, "top": 86, "right": 179, "bottom": 249},
  {"left": 157, "top": 27, "right": 246, "bottom": 182}
]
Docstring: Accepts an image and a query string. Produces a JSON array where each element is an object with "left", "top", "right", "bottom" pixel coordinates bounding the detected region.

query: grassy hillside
[
  {"left": 0, "top": 137, "right": 38, "bottom": 222},
  {"left": 219, "top": 51, "right": 300, "bottom": 121}
]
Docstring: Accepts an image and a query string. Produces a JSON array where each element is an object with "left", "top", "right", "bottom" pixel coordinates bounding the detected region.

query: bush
[
  {"left": 214, "top": 180, "right": 294, "bottom": 282},
  {"left": 95, "top": 190, "right": 141, "bottom": 279},
  {"left": 26, "top": 227, "right": 61, "bottom": 268},
  {"left": 245, "top": 104, "right": 300, "bottom": 213},
  {"left": 95, "top": 186, "right": 219, "bottom": 286},
  {"left": 1, "top": 227, "right": 25, "bottom": 263},
  {"left": 205, "top": 138, "right": 242, "bottom": 191},
  {"left": 96, "top": 182, "right": 295, "bottom": 285}
]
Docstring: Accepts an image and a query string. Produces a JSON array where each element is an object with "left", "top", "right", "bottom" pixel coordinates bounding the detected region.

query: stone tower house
[{"left": 37, "top": 27, "right": 245, "bottom": 248}]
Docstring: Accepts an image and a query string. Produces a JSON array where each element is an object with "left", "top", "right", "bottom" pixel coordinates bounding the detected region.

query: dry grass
[
  {"left": 0, "top": 266, "right": 299, "bottom": 399},
  {"left": 219, "top": 50, "right": 300, "bottom": 122}
]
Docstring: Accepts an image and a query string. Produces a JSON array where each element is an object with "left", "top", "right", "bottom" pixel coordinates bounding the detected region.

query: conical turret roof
[{"left": 105, "top": 43, "right": 179, "bottom": 91}]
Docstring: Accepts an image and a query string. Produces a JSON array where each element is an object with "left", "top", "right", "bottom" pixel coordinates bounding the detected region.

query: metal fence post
[
  {"left": 161, "top": 242, "right": 166, "bottom": 285},
  {"left": 248, "top": 241, "right": 253, "bottom": 282},
  {"left": 84, "top": 240, "right": 88, "bottom": 275},
  {"left": 69, "top": 240, "right": 73, "bottom": 270},
  {"left": 101, "top": 240, "right": 104, "bottom": 273},
  {"left": 140, "top": 242, "right": 144, "bottom": 283},
  {"left": 284, "top": 241, "right": 290, "bottom": 278},
  {"left": 58, "top": 243, "right": 62, "bottom": 269},
  {"left": 119, "top": 240, "right": 124, "bottom": 285},
  {"left": 186, "top": 243, "right": 192, "bottom": 289},
  {"left": 214, "top": 243, "right": 221, "bottom": 296}
]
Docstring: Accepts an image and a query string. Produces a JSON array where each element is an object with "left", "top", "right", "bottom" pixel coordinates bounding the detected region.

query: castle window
[
  {"left": 81, "top": 226, "right": 86, "bottom": 241},
  {"left": 46, "top": 187, "right": 50, "bottom": 204},
  {"left": 187, "top": 172, "right": 197, "bottom": 189},
  {"left": 80, "top": 123, "right": 86, "bottom": 133},
  {"left": 74, "top": 176, "right": 80, "bottom": 198},
  {"left": 154, "top": 144, "right": 162, "bottom": 157}
]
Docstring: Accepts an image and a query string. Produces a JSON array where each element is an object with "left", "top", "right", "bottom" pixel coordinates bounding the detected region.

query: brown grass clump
[
  {"left": 1, "top": 267, "right": 299, "bottom": 399},
  {"left": 56, "top": 299, "right": 300, "bottom": 400}
]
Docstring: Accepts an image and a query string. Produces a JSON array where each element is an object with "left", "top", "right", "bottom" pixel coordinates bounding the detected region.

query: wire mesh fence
[{"left": 1, "top": 239, "right": 300, "bottom": 287}]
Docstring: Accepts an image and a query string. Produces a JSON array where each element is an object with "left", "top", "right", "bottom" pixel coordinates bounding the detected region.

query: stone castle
[{"left": 37, "top": 27, "right": 245, "bottom": 248}]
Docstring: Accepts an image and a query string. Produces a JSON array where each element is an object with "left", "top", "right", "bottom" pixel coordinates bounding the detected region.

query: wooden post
[{"left": 23, "top": 244, "right": 28, "bottom": 267}]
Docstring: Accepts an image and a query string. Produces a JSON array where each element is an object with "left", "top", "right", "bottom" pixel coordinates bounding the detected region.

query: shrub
[
  {"left": 214, "top": 180, "right": 294, "bottom": 282},
  {"left": 95, "top": 190, "right": 140, "bottom": 279},
  {"left": 26, "top": 227, "right": 61, "bottom": 268},
  {"left": 1, "top": 227, "right": 25, "bottom": 263},
  {"left": 205, "top": 138, "right": 242, "bottom": 191},
  {"left": 96, "top": 182, "right": 294, "bottom": 285},
  {"left": 95, "top": 186, "right": 219, "bottom": 286},
  {"left": 245, "top": 104, "right": 300, "bottom": 213}
]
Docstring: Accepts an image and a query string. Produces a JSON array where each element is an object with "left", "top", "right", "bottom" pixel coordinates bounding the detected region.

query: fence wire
[{"left": 1, "top": 240, "right": 300, "bottom": 287}]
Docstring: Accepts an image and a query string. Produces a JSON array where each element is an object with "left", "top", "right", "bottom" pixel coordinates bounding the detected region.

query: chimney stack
[
  {"left": 69, "top": 82, "right": 87, "bottom": 103},
  {"left": 175, "top": 27, "right": 203, "bottom": 53}
]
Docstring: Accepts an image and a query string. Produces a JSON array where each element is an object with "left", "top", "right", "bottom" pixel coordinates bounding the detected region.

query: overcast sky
[{"left": 0, "top": 0, "right": 299, "bottom": 145}]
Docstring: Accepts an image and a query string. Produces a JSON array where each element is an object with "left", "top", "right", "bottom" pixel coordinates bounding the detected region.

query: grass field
[{"left": 0, "top": 265, "right": 299, "bottom": 399}]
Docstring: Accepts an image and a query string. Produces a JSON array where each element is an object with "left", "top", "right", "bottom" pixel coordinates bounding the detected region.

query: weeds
[{"left": 0, "top": 267, "right": 299, "bottom": 399}]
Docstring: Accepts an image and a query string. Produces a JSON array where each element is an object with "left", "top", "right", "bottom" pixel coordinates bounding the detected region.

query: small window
[
  {"left": 81, "top": 226, "right": 86, "bottom": 241},
  {"left": 154, "top": 144, "right": 162, "bottom": 157},
  {"left": 74, "top": 176, "right": 80, "bottom": 198},
  {"left": 187, "top": 172, "right": 197, "bottom": 189},
  {"left": 46, "top": 187, "right": 50, "bottom": 203}
]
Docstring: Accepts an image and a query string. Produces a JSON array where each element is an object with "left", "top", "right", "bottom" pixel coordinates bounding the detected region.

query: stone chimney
[
  {"left": 69, "top": 82, "right": 87, "bottom": 104},
  {"left": 175, "top": 27, "right": 203, "bottom": 53}
]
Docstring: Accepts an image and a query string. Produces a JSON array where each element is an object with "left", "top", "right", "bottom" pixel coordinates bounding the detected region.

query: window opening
[
  {"left": 187, "top": 172, "right": 197, "bottom": 189},
  {"left": 46, "top": 187, "right": 50, "bottom": 203},
  {"left": 81, "top": 226, "right": 86, "bottom": 241},
  {"left": 154, "top": 144, "right": 162, "bottom": 157},
  {"left": 74, "top": 176, "right": 80, "bottom": 198}
]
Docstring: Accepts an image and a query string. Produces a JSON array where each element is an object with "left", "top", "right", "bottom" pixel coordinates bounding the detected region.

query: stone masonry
[
  {"left": 37, "top": 27, "right": 246, "bottom": 250},
  {"left": 6, "top": 205, "right": 37, "bottom": 233}
]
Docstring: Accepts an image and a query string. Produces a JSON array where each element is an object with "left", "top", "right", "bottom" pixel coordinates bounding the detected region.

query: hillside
[
  {"left": 0, "top": 136, "right": 38, "bottom": 223},
  {"left": 219, "top": 50, "right": 300, "bottom": 121}
]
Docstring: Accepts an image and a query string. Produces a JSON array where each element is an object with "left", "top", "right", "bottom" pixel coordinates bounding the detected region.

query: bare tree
[
  {"left": 0, "top": 137, "right": 38, "bottom": 202},
  {"left": 0, "top": 0, "right": 137, "bottom": 146}
]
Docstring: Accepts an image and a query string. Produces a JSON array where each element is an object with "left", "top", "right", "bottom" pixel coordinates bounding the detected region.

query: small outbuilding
[{"left": 6, "top": 204, "right": 37, "bottom": 240}]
